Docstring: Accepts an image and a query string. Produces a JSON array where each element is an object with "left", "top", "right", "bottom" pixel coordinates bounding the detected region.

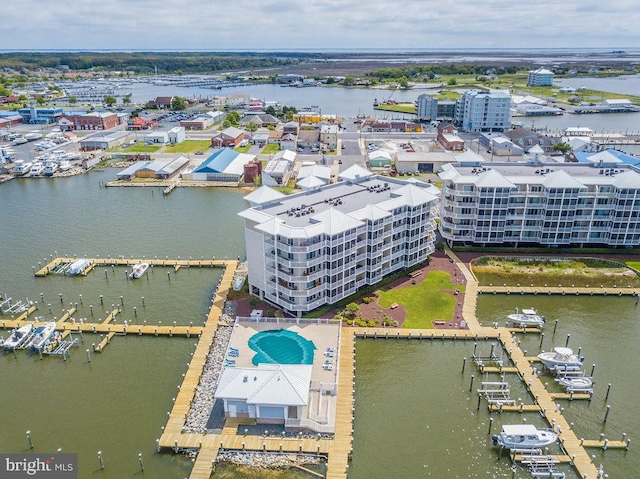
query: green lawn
[
  {"left": 374, "top": 103, "right": 416, "bottom": 114},
  {"left": 164, "top": 140, "right": 211, "bottom": 154},
  {"left": 377, "top": 270, "right": 463, "bottom": 329},
  {"left": 235, "top": 144, "right": 252, "bottom": 153},
  {"left": 261, "top": 144, "right": 280, "bottom": 154},
  {"left": 120, "top": 144, "right": 162, "bottom": 153}
]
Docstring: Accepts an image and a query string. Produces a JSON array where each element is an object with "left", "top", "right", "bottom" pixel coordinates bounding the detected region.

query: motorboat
[
  {"left": 3, "top": 323, "right": 34, "bottom": 351},
  {"left": 507, "top": 307, "right": 545, "bottom": 328},
  {"left": 492, "top": 424, "right": 558, "bottom": 450},
  {"left": 537, "top": 347, "right": 584, "bottom": 371},
  {"left": 11, "top": 136, "right": 28, "bottom": 145},
  {"left": 58, "top": 160, "right": 72, "bottom": 171},
  {"left": 25, "top": 132, "right": 44, "bottom": 141},
  {"left": 28, "top": 322, "right": 57, "bottom": 351},
  {"left": 29, "top": 162, "right": 44, "bottom": 177},
  {"left": 13, "top": 160, "right": 33, "bottom": 176},
  {"left": 68, "top": 258, "right": 91, "bottom": 276},
  {"left": 555, "top": 375, "right": 593, "bottom": 392},
  {"left": 129, "top": 262, "right": 149, "bottom": 279},
  {"left": 43, "top": 161, "right": 59, "bottom": 176}
]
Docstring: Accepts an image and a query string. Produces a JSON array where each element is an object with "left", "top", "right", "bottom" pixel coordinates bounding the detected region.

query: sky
[{"left": 3, "top": 0, "right": 640, "bottom": 51}]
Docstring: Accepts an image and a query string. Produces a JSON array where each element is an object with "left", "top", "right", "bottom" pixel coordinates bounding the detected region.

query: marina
[{"left": 1, "top": 169, "right": 639, "bottom": 478}]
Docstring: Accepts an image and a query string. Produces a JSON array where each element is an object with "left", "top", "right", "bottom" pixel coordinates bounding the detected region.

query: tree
[
  {"left": 224, "top": 111, "right": 241, "bottom": 127},
  {"left": 344, "top": 302, "right": 360, "bottom": 319},
  {"left": 398, "top": 77, "right": 409, "bottom": 89},
  {"left": 343, "top": 77, "right": 355, "bottom": 86},
  {"left": 171, "top": 96, "right": 187, "bottom": 110},
  {"left": 553, "top": 142, "right": 572, "bottom": 154},
  {"left": 448, "top": 77, "right": 458, "bottom": 86},
  {"left": 36, "top": 96, "right": 46, "bottom": 105},
  {"left": 265, "top": 105, "right": 277, "bottom": 116},
  {"left": 122, "top": 95, "right": 131, "bottom": 105},
  {"left": 104, "top": 95, "right": 117, "bottom": 107},
  {"left": 68, "top": 96, "right": 78, "bottom": 105},
  {"left": 245, "top": 123, "right": 258, "bottom": 133}
]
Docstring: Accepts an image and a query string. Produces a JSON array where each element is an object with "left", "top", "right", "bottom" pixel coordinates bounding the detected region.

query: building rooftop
[
  {"left": 239, "top": 175, "right": 440, "bottom": 237},
  {"left": 440, "top": 162, "right": 640, "bottom": 189}
]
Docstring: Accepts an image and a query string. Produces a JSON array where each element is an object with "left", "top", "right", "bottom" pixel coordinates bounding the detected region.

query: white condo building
[
  {"left": 416, "top": 94, "right": 438, "bottom": 121},
  {"left": 438, "top": 161, "right": 640, "bottom": 248},
  {"left": 239, "top": 175, "right": 440, "bottom": 316},
  {"left": 454, "top": 89, "right": 511, "bottom": 132},
  {"left": 527, "top": 68, "right": 554, "bottom": 86}
]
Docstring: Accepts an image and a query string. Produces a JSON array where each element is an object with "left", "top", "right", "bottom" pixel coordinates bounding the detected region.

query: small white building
[
  {"left": 320, "top": 124, "right": 338, "bottom": 149},
  {"left": 168, "top": 126, "right": 186, "bottom": 144},
  {"left": 491, "top": 137, "right": 524, "bottom": 157},
  {"left": 215, "top": 364, "right": 312, "bottom": 425},
  {"left": 298, "top": 164, "right": 331, "bottom": 183},
  {"left": 145, "top": 131, "right": 169, "bottom": 144}
]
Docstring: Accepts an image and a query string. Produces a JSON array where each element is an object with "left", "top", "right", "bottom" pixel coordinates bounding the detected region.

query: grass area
[
  {"left": 261, "top": 144, "right": 280, "bottom": 154},
  {"left": 164, "top": 140, "right": 211, "bottom": 154},
  {"left": 471, "top": 257, "right": 640, "bottom": 288},
  {"left": 374, "top": 103, "right": 416, "bottom": 114},
  {"left": 235, "top": 144, "right": 252, "bottom": 153},
  {"left": 119, "top": 144, "right": 162, "bottom": 153},
  {"left": 377, "top": 270, "right": 463, "bottom": 329},
  {"left": 624, "top": 261, "right": 640, "bottom": 272},
  {"left": 432, "top": 90, "right": 461, "bottom": 101}
]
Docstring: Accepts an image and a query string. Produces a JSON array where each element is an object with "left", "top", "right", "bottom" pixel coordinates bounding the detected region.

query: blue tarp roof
[
  {"left": 574, "top": 148, "right": 640, "bottom": 166},
  {"left": 194, "top": 149, "right": 239, "bottom": 174}
]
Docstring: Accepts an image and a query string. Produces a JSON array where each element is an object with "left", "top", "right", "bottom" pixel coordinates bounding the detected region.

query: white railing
[{"left": 235, "top": 316, "right": 341, "bottom": 325}]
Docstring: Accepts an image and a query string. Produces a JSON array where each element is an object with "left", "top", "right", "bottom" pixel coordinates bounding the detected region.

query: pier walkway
[
  {"left": 34, "top": 257, "right": 232, "bottom": 277},
  {"left": 477, "top": 285, "right": 639, "bottom": 297}
]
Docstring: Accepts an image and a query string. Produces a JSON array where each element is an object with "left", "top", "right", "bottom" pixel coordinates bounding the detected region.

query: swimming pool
[{"left": 248, "top": 329, "right": 316, "bottom": 366}]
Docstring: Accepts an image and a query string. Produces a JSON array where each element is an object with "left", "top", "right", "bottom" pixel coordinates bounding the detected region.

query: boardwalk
[{"left": 478, "top": 285, "right": 639, "bottom": 297}]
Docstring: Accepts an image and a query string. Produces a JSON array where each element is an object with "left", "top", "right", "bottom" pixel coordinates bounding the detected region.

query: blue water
[{"left": 248, "top": 329, "right": 316, "bottom": 365}]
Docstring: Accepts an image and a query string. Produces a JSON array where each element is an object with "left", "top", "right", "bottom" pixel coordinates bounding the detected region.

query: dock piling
[
  {"left": 469, "top": 375, "right": 475, "bottom": 393},
  {"left": 565, "top": 334, "right": 571, "bottom": 347},
  {"left": 553, "top": 319, "right": 558, "bottom": 335},
  {"left": 138, "top": 453, "right": 144, "bottom": 471},
  {"left": 86, "top": 349, "right": 91, "bottom": 362},
  {"left": 98, "top": 451, "right": 104, "bottom": 470},
  {"left": 488, "top": 417, "right": 494, "bottom": 435},
  {"left": 462, "top": 357, "right": 466, "bottom": 373},
  {"left": 604, "top": 404, "right": 611, "bottom": 423},
  {"left": 605, "top": 383, "right": 611, "bottom": 401},
  {"left": 26, "top": 431, "right": 33, "bottom": 449}
]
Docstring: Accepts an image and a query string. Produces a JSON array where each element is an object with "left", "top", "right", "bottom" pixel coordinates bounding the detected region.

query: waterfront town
[{"left": 3, "top": 53, "right": 640, "bottom": 479}]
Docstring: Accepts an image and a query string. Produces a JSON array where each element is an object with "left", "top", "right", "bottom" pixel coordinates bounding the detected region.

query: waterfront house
[{"left": 504, "top": 129, "right": 559, "bottom": 154}]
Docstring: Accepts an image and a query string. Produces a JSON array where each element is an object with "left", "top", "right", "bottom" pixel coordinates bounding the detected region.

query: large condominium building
[
  {"left": 239, "top": 173, "right": 440, "bottom": 316},
  {"left": 438, "top": 159, "right": 640, "bottom": 248},
  {"left": 416, "top": 94, "right": 438, "bottom": 121},
  {"left": 454, "top": 90, "right": 511, "bottom": 132},
  {"left": 527, "top": 68, "right": 554, "bottom": 86}
]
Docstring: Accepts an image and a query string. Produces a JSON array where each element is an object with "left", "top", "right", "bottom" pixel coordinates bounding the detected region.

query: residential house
[{"left": 211, "top": 127, "right": 244, "bottom": 148}]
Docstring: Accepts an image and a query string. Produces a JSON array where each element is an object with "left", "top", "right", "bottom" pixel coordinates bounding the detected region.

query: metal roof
[
  {"left": 215, "top": 364, "right": 312, "bottom": 406},
  {"left": 244, "top": 185, "right": 286, "bottom": 205}
]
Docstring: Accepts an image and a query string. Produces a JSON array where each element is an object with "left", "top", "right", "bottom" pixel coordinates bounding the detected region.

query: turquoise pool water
[{"left": 248, "top": 329, "right": 316, "bottom": 365}]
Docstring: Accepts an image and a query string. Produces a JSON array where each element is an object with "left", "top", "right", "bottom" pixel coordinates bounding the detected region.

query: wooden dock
[
  {"left": 477, "top": 285, "right": 639, "bottom": 297},
  {"left": 34, "top": 257, "right": 233, "bottom": 277}
]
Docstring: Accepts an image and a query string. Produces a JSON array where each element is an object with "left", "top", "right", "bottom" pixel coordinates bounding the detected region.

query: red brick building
[
  {"left": 73, "top": 112, "right": 119, "bottom": 131},
  {"left": 437, "top": 123, "right": 465, "bottom": 151}
]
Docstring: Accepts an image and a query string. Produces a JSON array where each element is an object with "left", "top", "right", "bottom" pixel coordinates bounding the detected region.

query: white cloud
[{"left": 2, "top": 0, "right": 639, "bottom": 50}]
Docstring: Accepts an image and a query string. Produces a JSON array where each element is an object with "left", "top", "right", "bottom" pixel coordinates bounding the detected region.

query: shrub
[
  {"left": 362, "top": 296, "right": 375, "bottom": 304},
  {"left": 249, "top": 297, "right": 258, "bottom": 306},
  {"left": 266, "top": 308, "right": 276, "bottom": 317}
]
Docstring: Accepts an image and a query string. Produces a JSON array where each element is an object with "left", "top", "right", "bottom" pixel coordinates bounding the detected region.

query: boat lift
[
  {"left": 517, "top": 454, "right": 566, "bottom": 478},
  {"left": 477, "top": 381, "right": 516, "bottom": 406}
]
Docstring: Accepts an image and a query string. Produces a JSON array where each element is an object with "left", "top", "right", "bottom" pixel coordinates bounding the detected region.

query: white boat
[
  {"left": 492, "top": 424, "right": 558, "bottom": 450},
  {"left": 129, "top": 262, "right": 149, "bottom": 279},
  {"left": 555, "top": 375, "right": 594, "bottom": 392},
  {"left": 43, "top": 161, "right": 59, "bottom": 176},
  {"left": 13, "top": 161, "right": 33, "bottom": 175},
  {"left": 537, "top": 347, "right": 584, "bottom": 371},
  {"left": 11, "top": 137, "right": 28, "bottom": 145},
  {"left": 28, "top": 322, "right": 57, "bottom": 351},
  {"left": 25, "top": 132, "right": 44, "bottom": 141},
  {"left": 29, "top": 162, "right": 45, "bottom": 177},
  {"left": 507, "top": 307, "right": 545, "bottom": 328},
  {"left": 68, "top": 258, "right": 91, "bottom": 276},
  {"left": 59, "top": 160, "right": 72, "bottom": 171},
  {"left": 3, "top": 324, "right": 34, "bottom": 351}
]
